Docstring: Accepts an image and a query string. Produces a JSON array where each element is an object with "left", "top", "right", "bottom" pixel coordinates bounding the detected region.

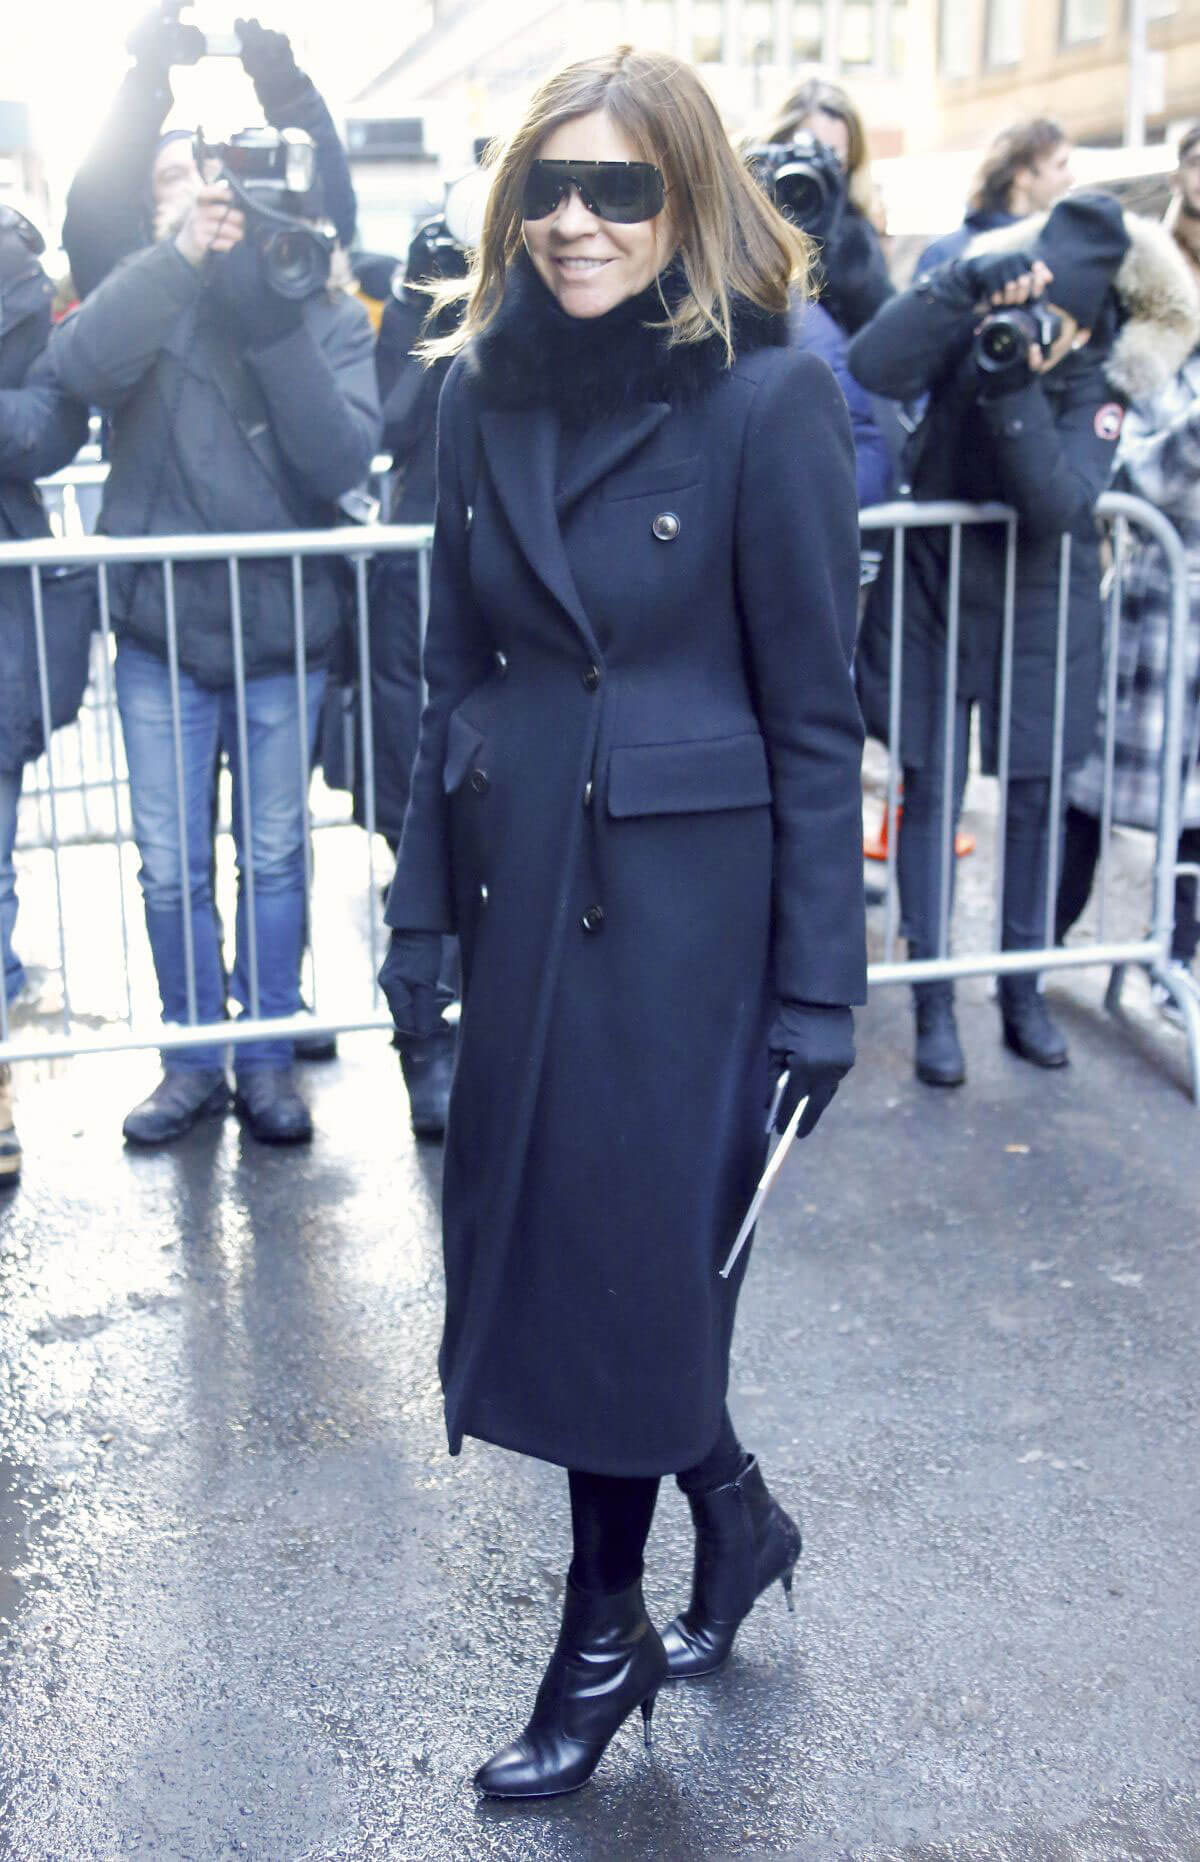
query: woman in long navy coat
[{"left": 380, "top": 46, "right": 867, "bottom": 1798}]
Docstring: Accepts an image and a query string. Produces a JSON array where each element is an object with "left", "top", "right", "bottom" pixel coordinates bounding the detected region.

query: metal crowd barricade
[
  {"left": 0, "top": 523, "right": 432, "bottom": 1065},
  {"left": 858, "top": 491, "right": 1200, "bottom": 1104}
]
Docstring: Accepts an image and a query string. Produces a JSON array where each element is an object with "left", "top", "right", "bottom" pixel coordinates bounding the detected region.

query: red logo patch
[{"left": 1095, "top": 403, "right": 1124, "bottom": 443}]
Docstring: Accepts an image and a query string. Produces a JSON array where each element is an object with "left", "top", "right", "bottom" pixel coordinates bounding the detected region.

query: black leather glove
[
  {"left": 378, "top": 930, "right": 449, "bottom": 1041},
  {"left": 767, "top": 1001, "right": 855, "bottom": 1140},
  {"left": 956, "top": 249, "right": 1037, "bottom": 303},
  {"left": 215, "top": 235, "right": 305, "bottom": 350},
  {"left": 127, "top": 5, "right": 204, "bottom": 70},
  {"left": 236, "top": 18, "right": 305, "bottom": 108}
]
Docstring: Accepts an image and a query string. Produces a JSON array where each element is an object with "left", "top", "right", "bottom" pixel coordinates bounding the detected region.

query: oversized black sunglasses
[{"left": 521, "top": 159, "right": 666, "bottom": 225}]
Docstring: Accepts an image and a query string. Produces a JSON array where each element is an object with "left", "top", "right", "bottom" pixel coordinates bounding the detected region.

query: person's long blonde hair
[{"left": 420, "top": 45, "right": 812, "bottom": 366}]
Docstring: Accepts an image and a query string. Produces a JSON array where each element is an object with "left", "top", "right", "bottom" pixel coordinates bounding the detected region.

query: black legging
[
  {"left": 567, "top": 1408, "right": 745, "bottom": 1594},
  {"left": 1057, "top": 806, "right": 1200, "bottom": 963}
]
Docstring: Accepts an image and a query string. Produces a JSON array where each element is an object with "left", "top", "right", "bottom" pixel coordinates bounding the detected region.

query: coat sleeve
[
  {"left": 977, "top": 375, "right": 1124, "bottom": 538},
  {"left": 247, "top": 297, "right": 382, "bottom": 503},
  {"left": 793, "top": 301, "right": 895, "bottom": 508},
  {"left": 736, "top": 349, "right": 868, "bottom": 1007},
  {"left": 0, "top": 351, "right": 89, "bottom": 483},
  {"left": 61, "top": 63, "right": 170, "bottom": 300},
  {"left": 848, "top": 264, "right": 978, "bottom": 403},
  {"left": 254, "top": 69, "right": 358, "bottom": 250},
  {"left": 50, "top": 241, "right": 202, "bottom": 409},
  {"left": 384, "top": 360, "right": 494, "bottom": 933}
]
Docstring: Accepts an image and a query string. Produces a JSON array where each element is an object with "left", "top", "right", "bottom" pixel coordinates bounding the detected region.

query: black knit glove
[
  {"left": 216, "top": 235, "right": 305, "bottom": 350},
  {"left": 956, "top": 249, "right": 1037, "bottom": 303},
  {"left": 127, "top": 5, "right": 204, "bottom": 71},
  {"left": 767, "top": 1001, "right": 855, "bottom": 1139},
  {"left": 236, "top": 18, "right": 306, "bottom": 111},
  {"left": 378, "top": 930, "right": 449, "bottom": 1040}
]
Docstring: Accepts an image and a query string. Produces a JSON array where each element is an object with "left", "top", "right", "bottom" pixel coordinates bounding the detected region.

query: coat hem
[{"left": 445, "top": 1406, "right": 729, "bottom": 1479}]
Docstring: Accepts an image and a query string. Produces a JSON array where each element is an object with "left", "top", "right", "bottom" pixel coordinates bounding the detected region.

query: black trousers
[
  {"left": 566, "top": 1407, "right": 744, "bottom": 1594},
  {"left": 1057, "top": 806, "right": 1200, "bottom": 964},
  {"left": 898, "top": 698, "right": 1056, "bottom": 962}
]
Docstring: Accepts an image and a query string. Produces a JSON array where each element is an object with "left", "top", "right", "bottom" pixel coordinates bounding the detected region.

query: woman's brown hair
[
  {"left": 968, "top": 118, "right": 1067, "bottom": 216},
  {"left": 420, "top": 45, "right": 812, "bottom": 365},
  {"left": 760, "top": 75, "right": 875, "bottom": 218}
]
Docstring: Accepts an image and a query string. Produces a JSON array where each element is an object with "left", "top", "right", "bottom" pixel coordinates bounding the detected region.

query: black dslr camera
[
  {"left": 744, "top": 134, "right": 846, "bottom": 243},
  {"left": 195, "top": 128, "right": 335, "bottom": 299},
  {"left": 973, "top": 304, "right": 1063, "bottom": 385}
]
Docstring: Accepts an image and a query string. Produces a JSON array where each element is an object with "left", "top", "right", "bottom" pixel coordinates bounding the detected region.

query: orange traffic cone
[{"left": 864, "top": 793, "right": 976, "bottom": 861}]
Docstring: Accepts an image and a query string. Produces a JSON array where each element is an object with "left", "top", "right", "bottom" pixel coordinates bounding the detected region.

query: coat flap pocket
[
  {"left": 607, "top": 732, "right": 772, "bottom": 818},
  {"left": 602, "top": 455, "right": 703, "bottom": 501},
  {"left": 443, "top": 710, "right": 485, "bottom": 793}
]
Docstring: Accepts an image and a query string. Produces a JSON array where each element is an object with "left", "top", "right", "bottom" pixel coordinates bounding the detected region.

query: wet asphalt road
[{"left": 1, "top": 964, "right": 1199, "bottom": 1862}]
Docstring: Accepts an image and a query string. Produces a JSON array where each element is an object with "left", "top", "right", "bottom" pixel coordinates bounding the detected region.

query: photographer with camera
[
  {"left": 354, "top": 206, "right": 471, "bottom": 1139},
  {"left": 745, "top": 131, "right": 893, "bottom": 508},
  {"left": 849, "top": 194, "right": 1193, "bottom": 1086},
  {"left": 51, "top": 130, "right": 380, "bottom": 1148},
  {"left": 63, "top": 8, "right": 356, "bottom": 302},
  {"left": 0, "top": 205, "right": 91, "bottom": 1183},
  {"left": 757, "top": 78, "right": 892, "bottom": 339}
]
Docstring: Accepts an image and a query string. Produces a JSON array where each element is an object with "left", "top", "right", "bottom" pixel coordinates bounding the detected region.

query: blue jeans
[
  {"left": 0, "top": 768, "right": 25, "bottom": 1005},
  {"left": 115, "top": 640, "right": 325, "bottom": 1072}
]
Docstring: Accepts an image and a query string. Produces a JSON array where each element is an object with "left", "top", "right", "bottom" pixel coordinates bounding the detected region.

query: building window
[
  {"left": 693, "top": 0, "right": 722, "bottom": 62},
  {"left": 841, "top": 0, "right": 877, "bottom": 65},
  {"left": 939, "top": 0, "right": 974, "bottom": 77},
  {"left": 793, "top": 2, "right": 825, "bottom": 61},
  {"left": 985, "top": 0, "right": 1022, "bottom": 64},
  {"left": 1061, "top": 0, "right": 1109, "bottom": 43}
]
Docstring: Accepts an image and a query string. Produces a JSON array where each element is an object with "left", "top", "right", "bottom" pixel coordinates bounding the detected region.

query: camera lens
[
  {"left": 979, "top": 318, "right": 1020, "bottom": 366},
  {"left": 773, "top": 164, "right": 829, "bottom": 229},
  {"left": 259, "top": 227, "right": 329, "bottom": 301}
]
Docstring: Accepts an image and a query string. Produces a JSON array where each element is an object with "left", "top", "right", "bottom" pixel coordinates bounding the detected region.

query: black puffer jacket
[
  {"left": 849, "top": 215, "right": 1199, "bottom": 777},
  {"left": 51, "top": 240, "right": 380, "bottom": 688},
  {"left": 0, "top": 251, "right": 90, "bottom": 776}
]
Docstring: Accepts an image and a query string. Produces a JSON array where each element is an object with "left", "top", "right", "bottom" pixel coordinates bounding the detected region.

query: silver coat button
[
  {"left": 652, "top": 511, "right": 680, "bottom": 542},
  {"left": 480, "top": 883, "right": 489, "bottom": 905}
]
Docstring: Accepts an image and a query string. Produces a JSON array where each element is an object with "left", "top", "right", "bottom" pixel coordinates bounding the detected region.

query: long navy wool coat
[{"left": 387, "top": 262, "right": 867, "bottom": 1476}]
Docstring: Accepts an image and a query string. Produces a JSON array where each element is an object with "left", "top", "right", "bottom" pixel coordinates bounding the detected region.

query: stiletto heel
[
  {"left": 780, "top": 1562, "right": 796, "bottom": 1614},
  {"left": 473, "top": 1578, "right": 668, "bottom": 1798},
  {"left": 640, "top": 1688, "right": 659, "bottom": 1749}
]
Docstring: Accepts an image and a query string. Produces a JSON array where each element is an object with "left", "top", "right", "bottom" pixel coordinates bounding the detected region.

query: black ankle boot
[
  {"left": 396, "top": 1024, "right": 456, "bottom": 1140},
  {"left": 122, "top": 1068, "right": 228, "bottom": 1147},
  {"left": 999, "top": 976, "right": 1069, "bottom": 1068},
  {"left": 473, "top": 1577, "right": 667, "bottom": 1799},
  {"left": 913, "top": 982, "right": 966, "bottom": 1087},
  {"left": 661, "top": 1455, "right": 801, "bottom": 1681}
]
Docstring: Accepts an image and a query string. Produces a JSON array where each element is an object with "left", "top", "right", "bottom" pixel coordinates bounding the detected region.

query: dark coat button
[
  {"left": 494, "top": 649, "right": 509, "bottom": 676},
  {"left": 582, "top": 663, "right": 602, "bottom": 692},
  {"left": 469, "top": 769, "right": 490, "bottom": 795},
  {"left": 581, "top": 905, "right": 605, "bottom": 933},
  {"left": 652, "top": 511, "right": 680, "bottom": 542}
]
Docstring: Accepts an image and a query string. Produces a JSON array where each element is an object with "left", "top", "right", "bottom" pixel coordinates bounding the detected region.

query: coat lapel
[
  {"left": 478, "top": 401, "right": 670, "bottom": 651},
  {"left": 554, "top": 401, "right": 670, "bottom": 514}
]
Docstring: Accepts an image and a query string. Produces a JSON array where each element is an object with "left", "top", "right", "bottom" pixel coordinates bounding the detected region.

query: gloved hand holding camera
[
  {"left": 126, "top": 4, "right": 206, "bottom": 73},
  {"left": 236, "top": 17, "right": 305, "bottom": 110}
]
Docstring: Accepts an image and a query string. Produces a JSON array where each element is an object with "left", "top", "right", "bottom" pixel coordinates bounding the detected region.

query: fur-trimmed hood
[
  {"left": 466, "top": 251, "right": 790, "bottom": 420},
  {"left": 967, "top": 207, "right": 1200, "bottom": 402}
]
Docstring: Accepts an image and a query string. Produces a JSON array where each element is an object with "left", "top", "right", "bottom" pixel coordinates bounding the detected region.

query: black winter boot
[
  {"left": 661, "top": 1455, "right": 802, "bottom": 1680},
  {"left": 473, "top": 1577, "right": 667, "bottom": 1799},
  {"left": 913, "top": 982, "right": 966, "bottom": 1087},
  {"left": 234, "top": 1067, "right": 313, "bottom": 1144},
  {"left": 122, "top": 1069, "right": 229, "bottom": 1146},
  {"left": 397, "top": 1024, "right": 456, "bottom": 1140},
  {"left": 999, "top": 975, "right": 1069, "bottom": 1068}
]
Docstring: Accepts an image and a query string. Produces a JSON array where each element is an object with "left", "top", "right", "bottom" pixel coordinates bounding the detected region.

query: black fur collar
[{"left": 467, "top": 250, "right": 788, "bottom": 418}]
